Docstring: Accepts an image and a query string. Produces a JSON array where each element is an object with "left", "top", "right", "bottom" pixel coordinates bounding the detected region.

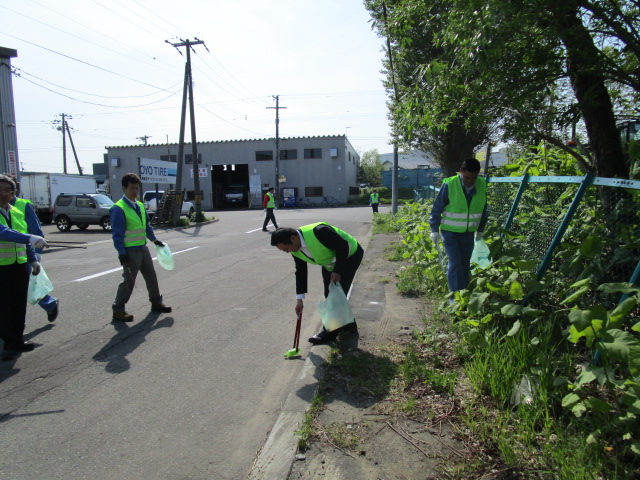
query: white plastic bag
[
  {"left": 27, "top": 266, "right": 54, "bottom": 305},
  {"left": 470, "top": 238, "right": 492, "bottom": 271},
  {"left": 154, "top": 242, "right": 174, "bottom": 271},
  {"left": 317, "top": 282, "right": 354, "bottom": 332}
]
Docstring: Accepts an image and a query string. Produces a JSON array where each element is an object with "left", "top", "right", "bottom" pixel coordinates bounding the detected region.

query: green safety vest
[
  {"left": 440, "top": 175, "right": 486, "bottom": 233},
  {"left": 370, "top": 193, "right": 379, "bottom": 204},
  {"left": 0, "top": 206, "right": 28, "bottom": 265},
  {"left": 291, "top": 222, "right": 358, "bottom": 272},
  {"left": 113, "top": 198, "right": 147, "bottom": 247},
  {"left": 266, "top": 192, "right": 275, "bottom": 208}
]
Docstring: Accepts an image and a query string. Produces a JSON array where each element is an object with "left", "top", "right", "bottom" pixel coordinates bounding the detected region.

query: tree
[
  {"left": 365, "top": 0, "right": 640, "bottom": 178},
  {"left": 358, "top": 149, "right": 383, "bottom": 186}
]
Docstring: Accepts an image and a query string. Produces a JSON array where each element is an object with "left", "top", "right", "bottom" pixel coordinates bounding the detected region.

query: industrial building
[{"left": 105, "top": 135, "right": 360, "bottom": 209}]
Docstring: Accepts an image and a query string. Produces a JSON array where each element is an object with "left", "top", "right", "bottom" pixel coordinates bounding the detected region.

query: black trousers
[
  {"left": 263, "top": 208, "right": 278, "bottom": 229},
  {"left": 321, "top": 245, "right": 364, "bottom": 298},
  {"left": 0, "top": 262, "right": 30, "bottom": 350},
  {"left": 371, "top": 203, "right": 379, "bottom": 213}
]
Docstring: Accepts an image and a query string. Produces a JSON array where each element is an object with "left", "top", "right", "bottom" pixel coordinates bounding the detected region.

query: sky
[{"left": 0, "top": 0, "right": 392, "bottom": 175}]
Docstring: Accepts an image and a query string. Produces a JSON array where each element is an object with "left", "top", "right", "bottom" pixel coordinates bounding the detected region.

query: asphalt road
[{"left": 0, "top": 207, "right": 374, "bottom": 480}]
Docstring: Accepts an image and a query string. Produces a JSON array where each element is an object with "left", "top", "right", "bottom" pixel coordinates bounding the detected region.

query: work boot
[
  {"left": 151, "top": 303, "right": 172, "bottom": 313},
  {"left": 112, "top": 311, "right": 134, "bottom": 322},
  {"left": 48, "top": 299, "right": 59, "bottom": 322}
]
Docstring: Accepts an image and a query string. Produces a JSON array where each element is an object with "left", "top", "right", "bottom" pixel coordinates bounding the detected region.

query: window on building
[
  {"left": 185, "top": 153, "right": 202, "bottom": 164},
  {"left": 304, "top": 148, "right": 322, "bottom": 159},
  {"left": 256, "top": 151, "right": 273, "bottom": 161},
  {"left": 160, "top": 155, "right": 177, "bottom": 163},
  {"left": 349, "top": 186, "right": 360, "bottom": 195},
  {"left": 280, "top": 149, "right": 297, "bottom": 160},
  {"left": 305, "top": 186, "right": 323, "bottom": 197}
]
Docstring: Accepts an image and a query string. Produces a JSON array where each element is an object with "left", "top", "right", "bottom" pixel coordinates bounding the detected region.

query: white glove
[
  {"left": 475, "top": 231, "right": 484, "bottom": 240},
  {"left": 29, "top": 235, "right": 48, "bottom": 249},
  {"left": 31, "top": 261, "right": 41, "bottom": 275},
  {"left": 430, "top": 232, "right": 441, "bottom": 244}
]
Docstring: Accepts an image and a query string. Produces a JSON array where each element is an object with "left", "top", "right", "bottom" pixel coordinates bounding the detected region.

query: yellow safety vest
[
  {"left": 440, "top": 175, "right": 486, "bottom": 233},
  {"left": 0, "top": 206, "right": 28, "bottom": 265},
  {"left": 370, "top": 193, "right": 379, "bottom": 204},
  {"left": 291, "top": 222, "right": 358, "bottom": 272},
  {"left": 113, "top": 198, "right": 147, "bottom": 247},
  {"left": 266, "top": 192, "right": 275, "bottom": 208}
]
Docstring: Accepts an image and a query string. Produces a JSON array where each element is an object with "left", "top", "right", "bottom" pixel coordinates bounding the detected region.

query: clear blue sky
[{"left": 0, "top": 0, "right": 392, "bottom": 174}]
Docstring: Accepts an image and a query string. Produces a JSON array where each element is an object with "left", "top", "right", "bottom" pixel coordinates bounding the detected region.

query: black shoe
[
  {"left": 4, "top": 342, "right": 36, "bottom": 353},
  {"left": 151, "top": 303, "right": 172, "bottom": 313},
  {"left": 262, "top": 228, "right": 268, "bottom": 232},
  {"left": 48, "top": 300, "right": 59, "bottom": 322},
  {"left": 308, "top": 328, "right": 338, "bottom": 345}
]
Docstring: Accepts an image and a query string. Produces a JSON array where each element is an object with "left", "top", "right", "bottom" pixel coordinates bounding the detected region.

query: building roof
[{"left": 106, "top": 134, "right": 349, "bottom": 150}]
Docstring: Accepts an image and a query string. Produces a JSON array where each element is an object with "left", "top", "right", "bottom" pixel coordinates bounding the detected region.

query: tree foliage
[
  {"left": 358, "top": 149, "right": 384, "bottom": 186},
  {"left": 364, "top": 0, "right": 640, "bottom": 179}
]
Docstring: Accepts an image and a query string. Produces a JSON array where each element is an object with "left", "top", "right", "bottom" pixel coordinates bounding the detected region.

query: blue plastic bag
[
  {"left": 470, "top": 238, "right": 492, "bottom": 271},
  {"left": 27, "top": 266, "right": 54, "bottom": 305},
  {"left": 154, "top": 243, "right": 174, "bottom": 271},
  {"left": 317, "top": 282, "right": 354, "bottom": 332}
]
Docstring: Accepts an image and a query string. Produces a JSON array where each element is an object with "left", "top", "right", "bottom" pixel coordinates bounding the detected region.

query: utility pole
[
  {"left": 266, "top": 95, "right": 286, "bottom": 201},
  {"left": 167, "top": 38, "right": 207, "bottom": 223},
  {"left": 382, "top": 2, "right": 399, "bottom": 214},
  {"left": 53, "top": 114, "right": 82, "bottom": 175},
  {"left": 137, "top": 135, "right": 152, "bottom": 145}
]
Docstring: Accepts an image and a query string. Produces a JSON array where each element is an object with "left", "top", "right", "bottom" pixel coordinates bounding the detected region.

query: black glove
[
  {"left": 154, "top": 240, "right": 165, "bottom": 247},
  {"left": 118, "top": 254, "right": 129, "bottom": 266}
]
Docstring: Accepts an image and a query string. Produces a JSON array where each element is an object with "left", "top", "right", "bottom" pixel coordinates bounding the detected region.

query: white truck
[
  {"left": 143, "top": 191, "right": 195, "bottom": 218},
  {"left": 18, "top": 172, "right": 97, "bottom": 223}
]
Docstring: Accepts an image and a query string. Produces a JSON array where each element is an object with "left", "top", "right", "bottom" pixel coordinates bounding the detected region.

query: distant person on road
[
  {"left": 370, "top": 190, "right": 380, "bottom": 213},
  {"left": 110, "top": 173, "right": 171, "bottom": 323},
  {"left": 262, "top": 187, "right": 279, "bottom": 232},
  {"left": 429, "top": 158, "right": 488, "bottom": 292},
  {"left": 270, "top": 222, "right": 363, "bottom": 344},
  {"left": 7, "top": 174, "right": 59, "bottom": 322},
  {"left": 0, "top": 174, "right": 48, "bottom": 360}
]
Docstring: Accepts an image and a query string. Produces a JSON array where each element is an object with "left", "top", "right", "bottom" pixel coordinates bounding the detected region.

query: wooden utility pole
[
  {"left": 267, "top": 95, "right": 286, "bottom": 201},
  {"left": 168, "top": 38, "right": 207, "bottom": 223}
]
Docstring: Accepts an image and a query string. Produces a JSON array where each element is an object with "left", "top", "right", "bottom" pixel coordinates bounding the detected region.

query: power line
[{"left": 1, "top": 32, "right": 175, "bottom": 92}]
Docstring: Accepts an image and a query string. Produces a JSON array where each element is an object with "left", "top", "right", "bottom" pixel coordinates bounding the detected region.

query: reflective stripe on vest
[
  {"left": 0, "top": 207, "right": 28, "bottom": 265},
  {"left": 266, "top": 192, "right": 275, "bottom": 208},
  {"left": 291, "top": 222, "right": 358, "bottom": 272},
  {"left": 113, "top": 198, "right": 147, "bottom": 247},
  {"left": 440, "top": 175, "right": 486, "bottom": 233}
]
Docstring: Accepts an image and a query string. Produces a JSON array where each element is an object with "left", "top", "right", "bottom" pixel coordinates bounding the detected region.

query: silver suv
[{"left": 52, "top": 193, "right": 114, "bottom": 231}]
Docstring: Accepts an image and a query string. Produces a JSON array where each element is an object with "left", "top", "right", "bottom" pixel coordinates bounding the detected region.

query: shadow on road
[{"left": 92, "top": 313, "right": 174, "bottom": 373}]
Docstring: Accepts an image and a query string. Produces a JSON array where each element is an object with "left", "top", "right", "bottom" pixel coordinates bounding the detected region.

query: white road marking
[
  {"left": 246, "top": 227, "right": 268, "bottom": 233},
  {"left": 73, "top": 246, "right": 200, "bottom": 282}
]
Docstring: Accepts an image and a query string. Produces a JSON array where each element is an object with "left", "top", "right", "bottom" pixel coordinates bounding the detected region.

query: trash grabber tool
[{"left": 284, "top": 311, "right": 302, "bottom": 358}]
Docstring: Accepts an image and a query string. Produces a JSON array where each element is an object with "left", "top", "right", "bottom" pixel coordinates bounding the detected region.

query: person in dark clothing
[
  {"left": 270, "top": 222, "right": 363, "bottom": 344},
  {"left": 262, "top": 187, "right": 278, "bottom": 231},
  {"left": 0, "top": 174, "right": 48, "bottom": 360}
]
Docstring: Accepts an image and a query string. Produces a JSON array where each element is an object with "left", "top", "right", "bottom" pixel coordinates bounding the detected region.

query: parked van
[{"left": 52, "top": 193, "right": 114, "bottom": 231}]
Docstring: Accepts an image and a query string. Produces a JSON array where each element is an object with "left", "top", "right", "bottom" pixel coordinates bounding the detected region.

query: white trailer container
[{"left": 19, "top": 172, "right": 97, "bottom": 223}]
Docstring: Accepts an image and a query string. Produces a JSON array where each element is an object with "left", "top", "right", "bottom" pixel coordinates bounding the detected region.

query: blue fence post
[
  {"left": 503, "top": 174, "right": 530, "bottom": 231},
  {"left": 535, "top": 172, "right": 595, "bottom": 280},
  {"left": 620, "top": 260, "right": 640, "bottom": 304}
]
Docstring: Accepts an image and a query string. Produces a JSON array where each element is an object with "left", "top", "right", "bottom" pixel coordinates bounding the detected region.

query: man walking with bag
[
  {"left": 270, "top": 222, "right": 363, "bottom": 344},
  {"left": 429, "top": 158, "right": 488, "bottom": 292},
  {"left": 110, "top": 173, "right": 171, "bottom": 323}
]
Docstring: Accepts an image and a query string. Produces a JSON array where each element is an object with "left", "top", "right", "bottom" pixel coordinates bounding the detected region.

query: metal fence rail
[{"left": 485, "top": 174, "right": 640, "bottom": 296}]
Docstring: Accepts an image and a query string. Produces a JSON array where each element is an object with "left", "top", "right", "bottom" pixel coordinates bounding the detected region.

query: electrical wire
[{"left": 1, "top": 32, "right": 176, "bottom": 92}]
